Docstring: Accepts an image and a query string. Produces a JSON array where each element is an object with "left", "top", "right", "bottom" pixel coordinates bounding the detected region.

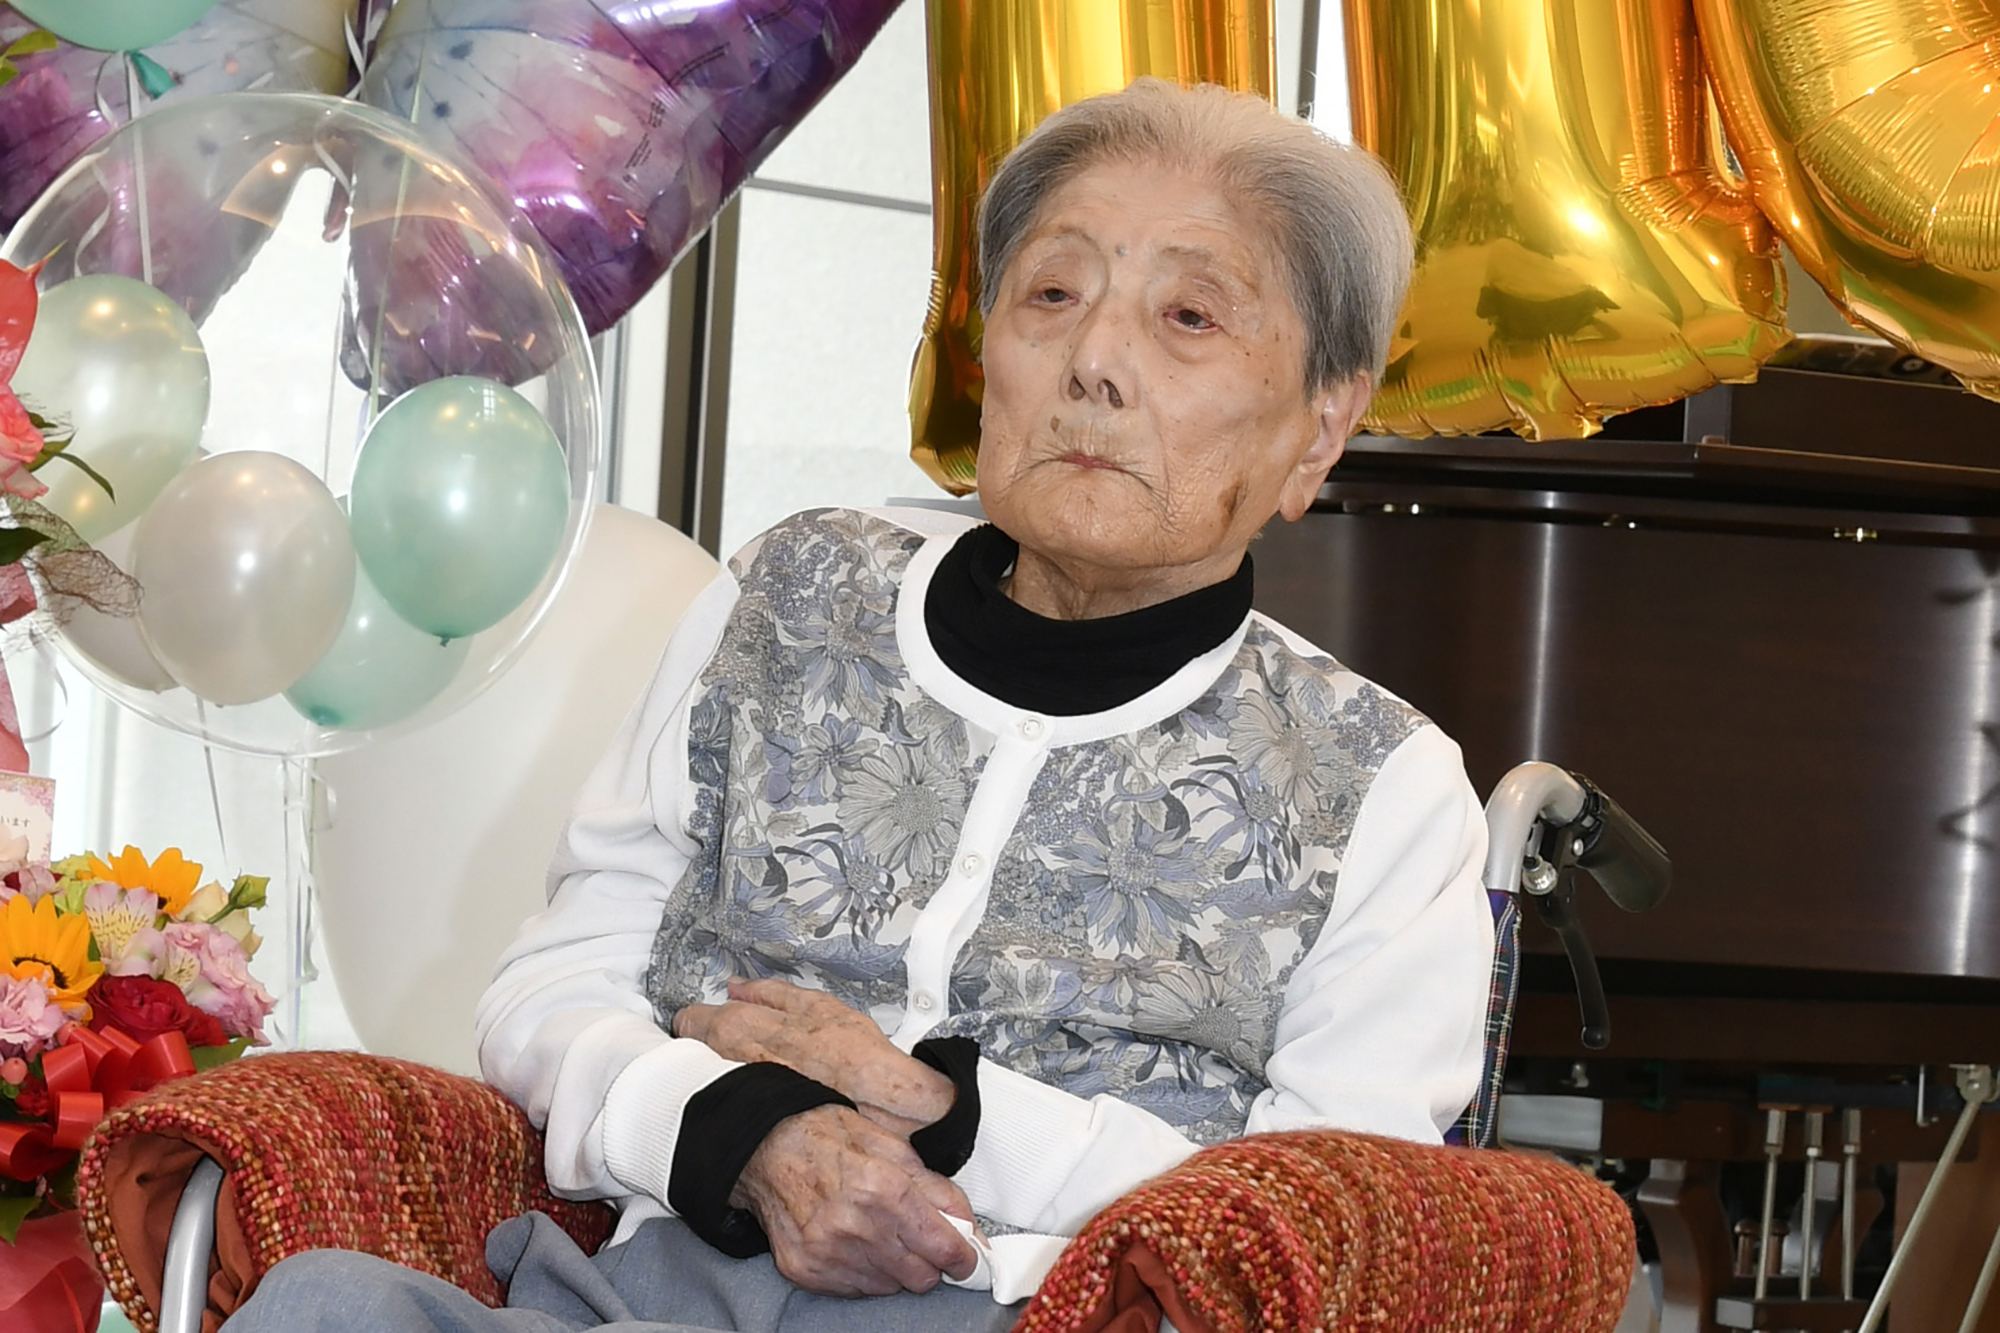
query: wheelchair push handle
[
  {"left": 1483, "top": 763, "right": 1671, "bottom": 1050},
  {"left": 1568, "top": 776, "right": 1671, "bottom": 913}
]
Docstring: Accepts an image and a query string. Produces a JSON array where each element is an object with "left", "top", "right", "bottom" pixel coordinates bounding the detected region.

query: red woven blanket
[
  {"left": 1013, "top": 1130, "right": 1635, "bottom": 1333},
  {"left": 77, "top": 1055, "right": 1630, "bottom": 1333},
  {"left": 76, "top": 1051, "right": 613, "bottom": 1333}
]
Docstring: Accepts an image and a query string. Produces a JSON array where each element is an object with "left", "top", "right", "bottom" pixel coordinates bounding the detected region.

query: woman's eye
[
  {"left": 1170, "top": 307, "right": 1215, "bottom": 330},
  {"left": 1034, "top": 286, "right": 1071, "bottom": 305}
]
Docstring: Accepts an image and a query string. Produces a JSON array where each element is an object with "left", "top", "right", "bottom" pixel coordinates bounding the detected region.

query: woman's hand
[
  {"left": 674, "top": 978, "right": 954, "bottom": 1134},
  {"left": 730, "top": 1103, "right": 978, "bottom": 1297}
]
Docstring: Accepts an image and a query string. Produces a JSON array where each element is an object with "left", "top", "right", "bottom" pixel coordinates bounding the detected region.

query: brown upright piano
[{"left": 1253, "top": 362, "right": 2000, "bottom": 1332}]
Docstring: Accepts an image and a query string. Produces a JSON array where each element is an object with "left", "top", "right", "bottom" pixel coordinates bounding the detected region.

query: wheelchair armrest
[
  {"left": 159, "top": 1158, "right": 223, "bottom": 1333},
  {"left": 77, "top": 1050, "right": 615, "bottom": 1333}
]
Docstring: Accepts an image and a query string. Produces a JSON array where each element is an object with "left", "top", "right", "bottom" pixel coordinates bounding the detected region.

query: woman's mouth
[{"left": 1058, "top": 451, "right": 1119, "bottom": 470}]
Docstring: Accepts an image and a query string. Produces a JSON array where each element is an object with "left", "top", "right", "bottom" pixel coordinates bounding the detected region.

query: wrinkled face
[{"left": 976, "top": 160, "right": 1362, "bottom": 583}]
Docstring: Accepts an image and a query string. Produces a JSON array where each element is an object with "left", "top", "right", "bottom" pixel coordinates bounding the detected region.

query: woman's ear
[{"left": 1277, "top": 375, "right": 1372, "bottom": 522}]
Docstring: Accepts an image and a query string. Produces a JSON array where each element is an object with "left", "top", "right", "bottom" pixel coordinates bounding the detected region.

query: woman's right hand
[{"left": 730, "top": 1103, "right": 979, "bottom": 1297}]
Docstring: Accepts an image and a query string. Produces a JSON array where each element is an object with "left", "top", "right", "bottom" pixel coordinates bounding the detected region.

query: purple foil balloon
[
  {"left": 357, "top": 0, "right": 905, "bottom": 339},
  {"left": 0, "top": 1, "right": 360, "bottom": 234},
  {"left": 336, "top": 129, "right": 572, "bottom": 395}
]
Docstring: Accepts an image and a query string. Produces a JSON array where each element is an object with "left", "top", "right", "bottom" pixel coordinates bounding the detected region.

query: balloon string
[
  {"left": 345, "top": 12, "right": 368, "bottom": 92},
  {"left": 123, "top": 54, "right": 153, "bottom": 288},
  {"left": 16, "top": 630, "right": 67, "bottom": 747},
  {"left": 193, "top": 698, "right": 230, "bottom": 868},
  {"left": 278, "top": 758, "right": 319, "bottom": 1047}
]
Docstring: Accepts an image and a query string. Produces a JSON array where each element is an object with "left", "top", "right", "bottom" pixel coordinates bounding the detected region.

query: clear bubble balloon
[
  {"left": 285, "top": 565, "right": 472, "bottom": 731},
  {"left": 11, "top": 274, "right": 211, "bottom": 543},
  {"left": 0, "top": 93, "right": 600, "bottom": 756},
  {"left": 350, "top": 378, "right": 570, "bottom": 641},
  {"left": 133, "top": 451, "right": 354, "bottom": 706}
]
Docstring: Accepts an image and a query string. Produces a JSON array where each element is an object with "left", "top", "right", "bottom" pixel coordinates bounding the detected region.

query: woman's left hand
[{"left": 674, "top": 977, "right": 955, "bottom": 1135}]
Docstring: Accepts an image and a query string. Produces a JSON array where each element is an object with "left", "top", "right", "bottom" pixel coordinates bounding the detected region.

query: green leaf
[
  {"left": 0, "top": 1195, "right": 40, "bottom": 1246},
  {"left": 41, "top": 447, "right": 113, "bottom": 500},
  {"left": 0, "top": 65, "right": 18, "bottom": 94},
  {"left": 3, "top": 31, "right": 59, "bottom": 58},
  {"left": 190, "top": 1038, "right": 248, "bottom": 1072},
  {"left": 0, "top": 527, "right": 48, "bottom": 566}
]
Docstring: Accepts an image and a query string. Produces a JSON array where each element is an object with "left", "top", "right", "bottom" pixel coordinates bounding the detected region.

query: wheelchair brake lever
[
  {"left": 1523, "top": 818, "right": 1613, "bottom": 1050},
  {"left": 1527, "top": 873, "right": 1611, "bottom": 1050}
]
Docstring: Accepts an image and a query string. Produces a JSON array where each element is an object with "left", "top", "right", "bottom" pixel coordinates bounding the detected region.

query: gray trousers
[{"left": 219, "top": 1213, "right": 1026, "bottom": 1333}]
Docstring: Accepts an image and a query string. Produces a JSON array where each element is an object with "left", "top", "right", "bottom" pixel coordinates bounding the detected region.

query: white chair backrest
[{"left": 313, "top": 504, "right": 721, "bottom": 1074}]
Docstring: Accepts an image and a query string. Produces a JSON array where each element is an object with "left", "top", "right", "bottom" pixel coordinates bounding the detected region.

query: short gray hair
[{"left": 977, "top": 78, "right": 1413, "bottom": 394}]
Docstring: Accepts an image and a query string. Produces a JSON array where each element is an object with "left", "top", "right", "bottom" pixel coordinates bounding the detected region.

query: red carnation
[{"left": 87, "top": 976, "right": 227, "bottom": 1049}]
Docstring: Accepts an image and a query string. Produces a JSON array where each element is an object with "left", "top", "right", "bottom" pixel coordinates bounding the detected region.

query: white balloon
[
  {"left": 313, "top": 505, "right": 719, "bottom": 1074},
  {"left": 12, "top": 274, "right": 210, "bottom": 542},
  {"left": 133, "top": 451, "right": 354, "bottom": 705},
  {"left": 55, "top": 525, "right": 176, "bottom": 693}
]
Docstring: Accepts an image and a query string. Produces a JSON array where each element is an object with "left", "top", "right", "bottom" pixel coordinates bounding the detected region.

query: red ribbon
[{"left": 0, "top": 1027, "right": 196, "bottom": 1180}]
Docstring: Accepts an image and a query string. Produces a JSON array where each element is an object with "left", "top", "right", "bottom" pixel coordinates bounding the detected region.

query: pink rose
[
  {"left": 172, "top": 923, "right": 275, "bottom": 1045},
  {"left": 0, "top": 458, "right": 44, "bottom": 501},
  {"left": 0, "top": 972, "right": 68, "bottom": 1058},
  {"left": 0, "top": 387, "right": 42, "bottom": 466}
]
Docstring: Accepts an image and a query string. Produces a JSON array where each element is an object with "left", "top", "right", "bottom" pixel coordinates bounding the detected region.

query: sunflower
[
  {"left": 0, "top": 893, "right": 103, "bottom": 1016},
  {"left": 87, "top": 846, "right": 203, "bottom": 917}
]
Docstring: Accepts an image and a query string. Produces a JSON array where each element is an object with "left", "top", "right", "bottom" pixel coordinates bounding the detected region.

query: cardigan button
[
  {"left": 912, "top": 990, "right": 937, "bottom": 1013},
  {"left": 958, "top": 853, "right": 984, "bottom": 877},
  {"left": 1017, "top": 715, "right": 1047, "bottom": 740}
]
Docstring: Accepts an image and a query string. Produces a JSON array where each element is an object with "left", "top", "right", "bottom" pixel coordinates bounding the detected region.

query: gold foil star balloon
[
  {"left": 1694, "top": 0, "right": 2000, "bottom": 399},
  {"left": 1347, "top": 0, "right": 1790, "bottom": 439},
  {"left": 910, "top": 0, "right": 1276, "bottom": 494}
]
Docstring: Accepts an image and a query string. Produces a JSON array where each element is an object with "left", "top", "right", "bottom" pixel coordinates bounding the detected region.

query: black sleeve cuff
[
  {"left": 907, "top": 1036, "right": 982, "bottom": 1177},
  {"left": 666, "top": 1062, "right": 855, "bottom": 1257}
]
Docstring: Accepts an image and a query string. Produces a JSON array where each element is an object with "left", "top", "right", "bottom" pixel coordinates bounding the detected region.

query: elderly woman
[{"left": 226, "top": 78, "right": 1492, "bottom": 1332}]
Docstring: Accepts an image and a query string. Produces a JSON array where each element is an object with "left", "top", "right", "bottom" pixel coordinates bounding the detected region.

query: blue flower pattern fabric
[{"left": 646, "top": 509, "right": 1423, "bottom": 1145}]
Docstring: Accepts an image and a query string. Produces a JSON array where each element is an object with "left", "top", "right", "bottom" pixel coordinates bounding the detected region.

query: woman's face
[{"left": 976, "top": 160, "right": 1366, "bottom": 586}]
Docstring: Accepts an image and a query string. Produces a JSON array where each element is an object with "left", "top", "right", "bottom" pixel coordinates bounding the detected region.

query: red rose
[{"left": 86, "top": 976, "right": 226, "bottom": 1048}]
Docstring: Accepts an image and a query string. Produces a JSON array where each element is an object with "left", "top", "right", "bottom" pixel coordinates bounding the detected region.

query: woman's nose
[{"left": 1065, "top": 299, "right": 1137, "bottom": 410}]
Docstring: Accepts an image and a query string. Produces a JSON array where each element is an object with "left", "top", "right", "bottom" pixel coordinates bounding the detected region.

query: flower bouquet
[{"left": 0, "top": 843, "right": 273, "bottom": 1330}]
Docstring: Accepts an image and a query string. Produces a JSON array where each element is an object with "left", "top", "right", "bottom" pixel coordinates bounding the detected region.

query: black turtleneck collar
[{"left": 922, "top": 524, "right": 1253, "bottom": 716}]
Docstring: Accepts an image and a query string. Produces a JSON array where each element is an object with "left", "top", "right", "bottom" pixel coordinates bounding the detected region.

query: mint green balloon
[
  {"left": 350, "top": 377, "right": 570, "bottom": 640},
  {"left": 285, "top": 565, "right": 472, "bottom": 731},
  {"left": 10, "top": 0, "right": 217, "bottom": 50}
]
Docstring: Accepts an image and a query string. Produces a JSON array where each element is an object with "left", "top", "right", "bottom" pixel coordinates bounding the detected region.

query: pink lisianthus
[
  {"left": 171, "top": 922, "right": 274, "bottom": 1045},
  {"left": 0, "top": 971, "right": 68, "bottom": 1058}
]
